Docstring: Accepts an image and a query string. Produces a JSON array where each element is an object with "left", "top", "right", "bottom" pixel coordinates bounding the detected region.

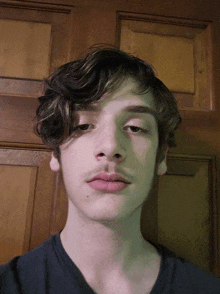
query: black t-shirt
[{"left": 1, "top": 234, "right": 220, "bottom": 293}]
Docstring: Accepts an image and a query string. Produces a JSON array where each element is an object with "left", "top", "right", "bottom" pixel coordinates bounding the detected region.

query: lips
[
  {"left": 89, "top": 173, "right": 130, "bottom": 183},
  {"left": 87, "top": 173, "right": 131, "bottom": 191}
]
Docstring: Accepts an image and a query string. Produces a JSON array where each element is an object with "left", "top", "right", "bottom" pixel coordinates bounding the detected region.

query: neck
[{"left": 60, "top": 200, "right": 154, "bottom": 278}]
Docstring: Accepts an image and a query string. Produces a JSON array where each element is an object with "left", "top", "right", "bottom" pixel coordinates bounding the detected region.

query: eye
[
  {"left": 124, "top": 126, "right": 146, "bottom": 133},
  {"left": 74, "top": 124, "right": 94, "bottom": 132},
  {"left": 78, "top": 124, "right": 90, "bottom": 130},
  {"left": 128, "top": 126, "right": 142, "bottom": 133}
]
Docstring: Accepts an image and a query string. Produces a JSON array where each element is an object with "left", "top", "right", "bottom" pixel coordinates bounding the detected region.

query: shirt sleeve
[{"left": 0, "top": 257, "right": 21, "bottom": 294}]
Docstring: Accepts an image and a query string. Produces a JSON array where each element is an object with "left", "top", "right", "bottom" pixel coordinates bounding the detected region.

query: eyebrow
[
  {"left": 123, "top": 105, "right": 157, "bottom": 117},
  {"left": 77, "top": 104, "right": 157, "bottom": 120}
]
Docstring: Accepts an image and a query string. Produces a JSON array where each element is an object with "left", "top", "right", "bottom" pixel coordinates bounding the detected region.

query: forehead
[{"left": 77, "top": 79, "right": 157, "bottom": 118}]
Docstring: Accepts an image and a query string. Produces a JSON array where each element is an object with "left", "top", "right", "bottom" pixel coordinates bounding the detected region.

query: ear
[
  {"left": 157, "top": 145, "right": 168, "bottom": 176},
  {"left": 50, "top": 152, "right": 60, "bottom": 172}
]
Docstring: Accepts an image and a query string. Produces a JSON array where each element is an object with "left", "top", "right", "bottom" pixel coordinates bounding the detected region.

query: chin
[{"left": 83, "top": 202, "right": 139, "bottom": 224}]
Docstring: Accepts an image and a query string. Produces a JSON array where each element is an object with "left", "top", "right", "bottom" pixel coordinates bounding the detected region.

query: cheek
[
  {"left": 132, "top": 138, "right": 158, "bottom": 161},
  {"left": 130, "top": 139, "right": 158, "bottom": 183},
  {"left": 60, "top": 140, "right": 93, "bottom": 174}
]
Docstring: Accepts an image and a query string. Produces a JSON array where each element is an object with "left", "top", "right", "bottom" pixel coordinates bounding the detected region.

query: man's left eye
[
  {"left": 129, "top": 126, "right": 141, "bottom": 132},
  {"left": 124, "top": 126, "right": 145, "bottom": 133}
]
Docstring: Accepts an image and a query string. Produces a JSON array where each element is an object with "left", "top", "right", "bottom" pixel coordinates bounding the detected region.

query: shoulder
[
  {"left": 0, "top": 256, "right": 21, "bottom": 293},
  {"left": 152, "top": 242, "right": 220, "bottom": 294},
  {"left": 156, "top": 246, "right": 220, "bottom": 294},
  {"left": 0, "top": 235, "right": 57, "bottom": 293},
  {"left": 174, "top": 257, "right": 220, "bottom": 293}
]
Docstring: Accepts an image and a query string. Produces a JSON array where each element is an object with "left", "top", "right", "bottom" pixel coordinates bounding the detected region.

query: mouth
[{"left": 87, "top": 173, "right": 131, "bottom": 192}]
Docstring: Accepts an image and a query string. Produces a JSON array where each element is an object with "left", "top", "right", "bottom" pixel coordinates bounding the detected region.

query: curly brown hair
[{"left": 34, "top": 46, "right": 181, "bottom": 162}]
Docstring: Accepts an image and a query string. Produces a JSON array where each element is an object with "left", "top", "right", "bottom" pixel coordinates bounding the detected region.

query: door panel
[
  {"left": 0, "top": 148, "right": 54, "bottom": 264},
  {"left": 141, "top": 154, "right": 217, "bottom": 273},
  {"left": 0, "top": 165, "right": 37, "bottom": 263}
]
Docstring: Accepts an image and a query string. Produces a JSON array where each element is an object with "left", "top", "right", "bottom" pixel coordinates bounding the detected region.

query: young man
[{"left": 1, "top": 47, "right": 220, "bottom": 293}]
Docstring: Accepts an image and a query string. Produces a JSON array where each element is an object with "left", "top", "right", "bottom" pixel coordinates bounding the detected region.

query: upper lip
[{"left": 88, "top": 173, "right": 131, "bottom": 183}]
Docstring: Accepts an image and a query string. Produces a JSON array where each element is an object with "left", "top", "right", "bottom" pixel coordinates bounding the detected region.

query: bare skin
[{"left": 60, "top": 205, "right": 161, "bottom": 294}]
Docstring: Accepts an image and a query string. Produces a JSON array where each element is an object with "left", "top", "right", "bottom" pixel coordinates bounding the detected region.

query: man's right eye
[
  {"left": 74, "top": 124, "right": 93, "bottom": 131},
  {"left": 78, "top": 124, "right": 90, "bottom": 130}
]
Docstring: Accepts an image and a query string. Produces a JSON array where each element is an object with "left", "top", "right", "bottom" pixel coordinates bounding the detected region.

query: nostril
[{"left": 96, "top": 152, "right": 122, "bottom": 159}]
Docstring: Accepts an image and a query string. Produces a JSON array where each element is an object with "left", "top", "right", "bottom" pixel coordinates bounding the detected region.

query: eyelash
[
  {"left": 73, "top": 124, "right": 148, "bottom": 134},
  {"left": 124, "top": 126, "right": 148, "bottom": 134},
  {"left": 75, "top": 124, "right": 91, "bottom": 131},
  {"left": 72, "top": 124, "right": 94, "bottom": 133}
]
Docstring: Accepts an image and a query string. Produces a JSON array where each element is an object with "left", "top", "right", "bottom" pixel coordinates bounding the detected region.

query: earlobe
[
  {"left": 157, "top": 145, "right": 169, "bottom": 176},
  {"left": 50, "top": 152, "right": 60, "bottom": 172},
  {"left": 157, "top": 160, "right": 167, "bottom": 176}
]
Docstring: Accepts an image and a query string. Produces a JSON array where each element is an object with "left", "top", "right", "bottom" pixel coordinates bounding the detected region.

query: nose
[{"left": 94, "top": 125, "right": 126, "bottom": 164}]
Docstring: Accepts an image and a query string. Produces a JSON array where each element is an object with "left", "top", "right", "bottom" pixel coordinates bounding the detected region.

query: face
[{"left": 50, "top": 79, "right": 167, "bottom": 222}]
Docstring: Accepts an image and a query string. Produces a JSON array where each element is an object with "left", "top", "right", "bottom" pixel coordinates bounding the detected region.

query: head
[
  {"left": 35, "top": 46, "right": 181, "bottom": 166},
  {"left": 34, "top": 46, "right": 181, "bottom": 221}
]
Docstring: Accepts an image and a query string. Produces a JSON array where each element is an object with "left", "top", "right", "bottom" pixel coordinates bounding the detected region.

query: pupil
[
  {"left": 80, "top": 124, "right": 89, "bottom": 130},
  {"left": 131, "top": 126, "right": 139, "bottom": 132}
]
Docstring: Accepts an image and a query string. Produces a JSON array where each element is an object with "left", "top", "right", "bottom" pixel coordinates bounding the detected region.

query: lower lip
[{"left": 88, "top": 180, "right": 129, "bottom": 191}]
